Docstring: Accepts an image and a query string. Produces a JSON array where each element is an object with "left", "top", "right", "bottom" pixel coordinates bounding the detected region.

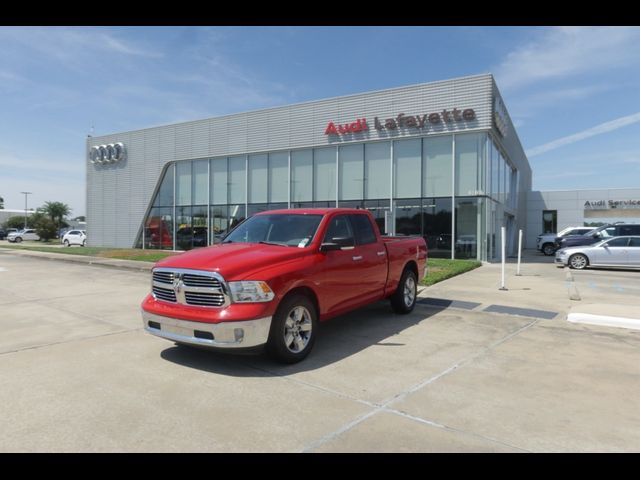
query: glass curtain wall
[{"left": 138, "top": 132, "right": 510, "bottom": 261}]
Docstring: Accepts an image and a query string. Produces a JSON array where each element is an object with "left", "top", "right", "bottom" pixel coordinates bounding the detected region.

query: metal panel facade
[{"left": 87, "top": 74, "right": 527, "bottom": 248}]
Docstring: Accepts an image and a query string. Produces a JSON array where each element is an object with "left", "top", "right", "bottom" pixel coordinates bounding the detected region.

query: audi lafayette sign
[
  {"left": 325, "top": 108, "right": 477, "bottom": 136},
  {"left": 90, "top": 143, "right": 126, "bottom": 165}
]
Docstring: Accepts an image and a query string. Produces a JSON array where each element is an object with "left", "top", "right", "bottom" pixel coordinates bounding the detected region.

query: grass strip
[{"left": 421, "top": 258, "right": 482, "bottom": 286}]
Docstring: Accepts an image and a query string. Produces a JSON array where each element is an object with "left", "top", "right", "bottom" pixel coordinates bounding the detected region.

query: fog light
[{"left": 234, "top": 328, "right": 244, "bottom": 343}]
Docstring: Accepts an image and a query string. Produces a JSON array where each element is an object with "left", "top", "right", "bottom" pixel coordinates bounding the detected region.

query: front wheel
[
  {"left": 64, "top": 240, "right": 70, "bottom": 247},
  {"left": 390, "top": 268, "right": 418, "bottom": 314},
  {"left": 542, "top": 243, "right": 556, "bottom": 256},
  {"left": 266, "top": 294, "right": 318, "bottom": 364},
  {"left": 569, "top": 253, "right": 589, "bottom": 270},
  {"left": 15, "top": 237, "right": 22, "bottom": 243}
]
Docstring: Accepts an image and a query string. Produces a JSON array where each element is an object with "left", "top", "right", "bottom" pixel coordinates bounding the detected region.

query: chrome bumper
[{"left": 142, "top": 310, "right": 272, "bottom": 349}]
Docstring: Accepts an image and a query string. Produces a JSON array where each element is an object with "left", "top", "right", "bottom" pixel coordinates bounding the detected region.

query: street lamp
[{"left": 20, "top": 192, "right": 32, "bottom": 230}]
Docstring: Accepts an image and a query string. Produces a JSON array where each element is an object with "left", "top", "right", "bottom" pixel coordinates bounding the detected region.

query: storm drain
[
  {"left": 416, "top": 297, "right": 481, "bottom": 310},
  {"left": 483, "top": 304, "right": 558, "bottom": 320}
]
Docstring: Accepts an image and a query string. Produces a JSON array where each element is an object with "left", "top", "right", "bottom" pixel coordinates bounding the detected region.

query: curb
[
  {"left": 567, "top": 312, "right": 640, "bottom": 331},
  {"left": 0, "top": 248, "right": 154, "bottom": 272}
]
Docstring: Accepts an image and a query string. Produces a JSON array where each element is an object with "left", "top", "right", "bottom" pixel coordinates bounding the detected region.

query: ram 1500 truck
[{"left": 141, "top": 208, "right": 427, "bottom": 363}]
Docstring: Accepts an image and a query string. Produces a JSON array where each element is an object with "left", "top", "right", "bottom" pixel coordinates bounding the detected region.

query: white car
[
  {"left": 7, "top": 229, "right": 40, "bottom": 243},
  {"left": 62, "top": 230, "right": 87, "bottom": 247},
  {"left": 536, "top": 226, "right": 594, "bottom": 256},
  {"left": 555, "top": 236, "right": 640, "bottom": 270}
]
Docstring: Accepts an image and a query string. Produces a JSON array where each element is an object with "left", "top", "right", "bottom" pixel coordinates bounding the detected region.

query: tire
[
  {"left": 569, "top": 253, "right": 589, "bottom": 270},
  {"left": 15, "top": 237, "right": 22, "bottom": 243},
  {"left": 266, "top": 294, "right": 318, "bottom": 364},
  {"left": 390, "top": 268, "right": 418, "bottom": 314},
  {"left": 542, "top": 243, "right": 556, "bottom": 256},
  {"left": 64, "top": 240, "right": 70, "bottom": 247},
  {"left": 82, "top": 240, "right": 86, "bottom": 247}
]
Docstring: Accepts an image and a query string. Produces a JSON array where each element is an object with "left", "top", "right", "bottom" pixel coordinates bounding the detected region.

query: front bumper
[{"left": 142, "top": 310, "right": 272, "bottom": 349}]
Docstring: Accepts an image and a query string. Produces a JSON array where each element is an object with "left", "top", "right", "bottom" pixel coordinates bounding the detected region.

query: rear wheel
[
  {"left": 266, "top": 294, "right": 318, "bottom": 364},
  {"left": 390, "top": 268, "right": 418, "bottom": 314},
  {"left": 542, "top": 243, "right": 556, "bottom": 256},
  {"left": 569, "top": 253, "right": 589, "bottom": 270},
  {"left": 64, "top": 240, "right": 70, "bottom": 247}
]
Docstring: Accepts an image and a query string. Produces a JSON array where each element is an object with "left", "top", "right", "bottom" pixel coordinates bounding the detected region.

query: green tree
[
  {"left": 4, "top": 216, "right": 32, "bottom": 230},
  {"left": 41, "top": 201, "right": 72, "bottom": 231},
  {"left": 33, "top": 215, "right": 57, "bottom": 242},
  {"left": 0, "top": 195, "right": 4, "bottom": 209}
]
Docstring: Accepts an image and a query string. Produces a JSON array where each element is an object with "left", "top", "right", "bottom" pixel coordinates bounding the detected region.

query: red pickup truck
[{"left": 141, "top": 208, "right": 427, "bottom": 363}]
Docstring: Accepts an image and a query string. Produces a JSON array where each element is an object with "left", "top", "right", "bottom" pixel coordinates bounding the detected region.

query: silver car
[{"left": 555, "top": 236, "right": 640, "bottom": 270}]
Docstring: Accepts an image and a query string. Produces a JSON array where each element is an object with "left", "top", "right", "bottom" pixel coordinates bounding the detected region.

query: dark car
[
  {"left": 556, "top": 223, "right": 640, "bottom": 250},
  {"left": 0, "top": 229, "right": 6, "bottom": 240}
]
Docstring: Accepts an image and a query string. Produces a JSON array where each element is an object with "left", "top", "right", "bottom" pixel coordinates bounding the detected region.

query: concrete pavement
[{"left": 1, "top": 248, "right": 640, "bottom": 452}]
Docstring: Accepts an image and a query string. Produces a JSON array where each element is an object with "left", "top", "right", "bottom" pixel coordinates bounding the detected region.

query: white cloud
[
  {"left": 495, "top": 27, "right": 640, "bottom": 91},
  {"left": 526, "top": 112, "right": 640, "bottom": 157}
]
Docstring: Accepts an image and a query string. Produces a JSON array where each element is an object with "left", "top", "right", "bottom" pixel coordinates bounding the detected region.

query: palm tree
[{"left": 41, "top": 201, "right": 72, "bottom": 231}]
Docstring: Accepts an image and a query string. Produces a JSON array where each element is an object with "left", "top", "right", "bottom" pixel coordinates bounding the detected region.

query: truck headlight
[{"left": 228, "top": 281, "right": 275, "bottom": 303}]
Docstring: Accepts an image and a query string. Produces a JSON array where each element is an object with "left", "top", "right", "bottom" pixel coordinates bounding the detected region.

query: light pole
[{"left": 20, "top": 191, "right": 32, "bottom": 230}]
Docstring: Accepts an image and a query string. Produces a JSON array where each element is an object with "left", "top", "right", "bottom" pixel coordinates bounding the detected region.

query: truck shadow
[{"left": 159, "top": 301, "right": 447, "bottom": 376}]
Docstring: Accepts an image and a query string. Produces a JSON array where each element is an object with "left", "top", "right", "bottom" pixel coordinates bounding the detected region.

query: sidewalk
[{"left": 418, "top": 250, "right": 640, "bottom": 330}]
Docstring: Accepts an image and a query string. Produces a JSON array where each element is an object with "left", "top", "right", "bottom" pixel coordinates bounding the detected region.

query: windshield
[{"left": 222, "top": 214, "right": 323, "bottom": 247}]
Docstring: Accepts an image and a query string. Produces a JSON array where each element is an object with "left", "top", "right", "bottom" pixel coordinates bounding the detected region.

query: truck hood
[{"left": 154, "top": 243, "right": 309, "bottom": 280}]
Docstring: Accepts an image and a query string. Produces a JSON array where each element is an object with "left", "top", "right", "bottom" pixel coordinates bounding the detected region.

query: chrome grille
[
  {"left": 152, "top": 286, "right": 177, "bottom": 302},
  {"left": 184, "top": 291, "right": 226, "bottom": 307},
  {"left": 153, "top": 271, "right": 174, "bottom": 284},
  {"left": 182, "top": 274, "right": 221, "bottom": 289},
  {"left": 151, "top": 268, "right": 229, "bottom": 308}
]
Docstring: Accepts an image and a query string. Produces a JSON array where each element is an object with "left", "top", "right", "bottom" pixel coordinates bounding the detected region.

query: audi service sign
[{"left": 89, "top": 143, "right": 126, "bottom": 165}]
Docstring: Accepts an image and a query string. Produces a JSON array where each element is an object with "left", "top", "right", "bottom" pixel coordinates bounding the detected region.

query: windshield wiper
[
  {"left": 259, "top": 241, "right": 287, "bottom": 247},
  {"left": 222, "top": 239, "right": 233, "bottom": 244}
]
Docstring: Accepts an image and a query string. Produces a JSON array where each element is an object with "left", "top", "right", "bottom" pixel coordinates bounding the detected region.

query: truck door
[
  {"left": 348, "top": 213, "right": 388, "bottom": 300},
  {"left": 317, "top": 214, "right": 363, "bottom": 315}
]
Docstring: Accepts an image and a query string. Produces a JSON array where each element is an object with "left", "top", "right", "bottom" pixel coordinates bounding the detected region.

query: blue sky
[{"left": 1, "top": 26, "right": 639, "bottom": 217}]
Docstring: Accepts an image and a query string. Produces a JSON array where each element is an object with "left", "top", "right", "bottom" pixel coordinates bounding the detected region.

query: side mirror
[
  {"left": 320, "top": 242, "right": 341, "bottom": 253},
  {"left": 320, "top": 236, "right": 355, "bottom": 252}
]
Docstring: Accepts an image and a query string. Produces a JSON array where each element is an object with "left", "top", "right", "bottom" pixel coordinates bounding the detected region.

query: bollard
[
  {"left": 516, "top": 229, "right": 523, "bottom": 276},
  {"left": 499, "top": 226, "right": 508, "bottom": 290}
]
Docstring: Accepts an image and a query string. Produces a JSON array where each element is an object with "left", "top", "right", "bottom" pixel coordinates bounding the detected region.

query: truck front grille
[{"left": 151, "top": 268, "right": 229, "bottom": 308}]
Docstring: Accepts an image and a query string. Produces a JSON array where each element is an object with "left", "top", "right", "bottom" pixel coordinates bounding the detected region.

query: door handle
[
  {"left": 377, "top": 251, "right": 386, "bottom": 256},
  {"left": 352, "top": 255, "right": 363, "bottom": 261}
]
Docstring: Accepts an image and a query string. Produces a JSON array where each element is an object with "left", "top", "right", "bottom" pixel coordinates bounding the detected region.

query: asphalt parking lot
[{"left": 1, "top": 249, "right": 639, "bottom": 452}]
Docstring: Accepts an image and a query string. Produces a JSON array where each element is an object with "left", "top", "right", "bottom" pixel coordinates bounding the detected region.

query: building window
[
  {"left": 228, "top": 156, "right": 246, "bottom": 204},
  {"left": 153, "top": 164, "right": 174, "bottom": 207},
  {"left": 364, "top": 142, "right": 390, "bottom": 199},
  {"left": 424, "top": 135, "right": 452, "bottom": 197},
  {"left": 339, "top": 144, "right": 364, "bottom": 200},
  {"left": 455, "top": 133, "right": 485, "bottom": 196},
  {"left": 393, "top": 139, "right": 421, "bottom": 198},
  {"left": 314, "top": 147, "right": 336, "bottom": 202},
  {"left": 192, "top": 160, "right": 209, "bottom": 205},
  {"left": 542, "top": 210, "right": 557, "bottom": 234},
  {"left": 248, "top": 154, "right": 268, "bottom": 203},
  {"left": 176, "top": 161, "right": 192, "bottom": 206},
  {"left": 210, "top": 157, "right": 228, "bottom": 205},
  {"left": 268, "top": 152, "right": 288, "bottom": 203},
  {"left": 291, "top": 149, "right": 313, "bottom": 202}
]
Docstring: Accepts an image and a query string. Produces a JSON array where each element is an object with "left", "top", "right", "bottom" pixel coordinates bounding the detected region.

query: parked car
[
  {"left": 537, "top": 226, "right": 594, "bottom": 256},
  {"left": 0, "top": 229, "right": 6, "bottom": 240},
  {"left": 555, "top": 223, "right": 640, "bottom": 250},
  {"left": 141, "top": 208, "right": 428, "bottom": 364},
  {"left": 7, "top": 229, "right": 39, "bottom": 243},
  {"left": 555, "top": 236, "right": 640, "bottom": 270},
  {"left": 61, "top": 230, "right": 86, "bottom": 247}
]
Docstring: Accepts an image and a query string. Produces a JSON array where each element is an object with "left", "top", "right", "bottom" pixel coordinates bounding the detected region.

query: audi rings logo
[{"left": 89, "top": 143, "right": 126, "bottom": 165}]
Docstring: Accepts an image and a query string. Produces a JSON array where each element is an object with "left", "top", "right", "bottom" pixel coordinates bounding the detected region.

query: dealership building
[{"left": 86, "top": 73, "right": 532, "bottom": 261}]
